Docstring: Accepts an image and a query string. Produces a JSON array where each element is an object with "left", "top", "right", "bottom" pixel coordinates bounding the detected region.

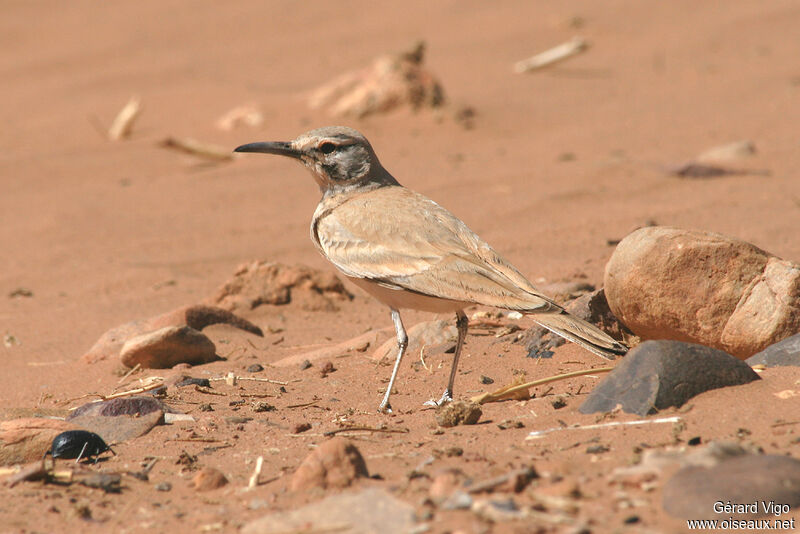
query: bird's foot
[{"left": 423, "top": 390, "right": 453, "bottom": 407}]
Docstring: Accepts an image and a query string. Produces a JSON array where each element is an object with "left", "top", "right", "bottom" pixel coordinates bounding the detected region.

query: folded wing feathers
[
  {"left": 531, "top": 311, "right": 628, "bottom": 360},
  {"left": 316, "top": 186, "right": 628, "bottom": 358}
]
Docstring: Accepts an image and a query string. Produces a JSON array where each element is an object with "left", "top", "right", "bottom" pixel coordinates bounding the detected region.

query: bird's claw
[{"left": 424, "top": 390, "right": 453, "bottom": 407}]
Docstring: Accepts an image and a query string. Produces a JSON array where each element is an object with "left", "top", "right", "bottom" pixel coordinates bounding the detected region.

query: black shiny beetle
[{"left": 44, "top": 430, "right": 115, "bottom": 463}]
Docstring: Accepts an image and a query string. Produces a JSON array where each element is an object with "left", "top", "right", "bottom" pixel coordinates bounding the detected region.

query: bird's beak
[{"left": 233, "top": 141, "right": 301, "bottom": 159}]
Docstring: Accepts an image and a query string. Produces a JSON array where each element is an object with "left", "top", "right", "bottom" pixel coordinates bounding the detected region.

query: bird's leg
[
  {"left": 378, "top": 308, "right": 408, "bottom": 413},
  {"left": 426, "top": 310, "right": 468, "bottom": 406}
]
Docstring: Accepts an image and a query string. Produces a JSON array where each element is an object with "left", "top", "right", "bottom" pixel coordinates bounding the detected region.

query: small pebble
[
  {"left": 290, "top": 438, "right": 368, "bottom": 491},
  {"left": 551, "top": 397, "right": 567, "bottom": 410},
  {"left": 434, "top": 401, "right": 482, "bottom": 428},
  {"left": 164, "top": 413, "right": 195, "bottom": 424},
  {"left": 199, "top": 403, "right": 213, "bottom": 412},
  {"left": 444, "top": 446, "right": 463, "bottom": 457},
  {"left": 175, "top": 377, "right": 211, "bottom": 388},
  {"left": 320, "top": 361, "right": 336, "bottom": 377},
  {"left": 441, "top": 491, "right": 473, "bottom": 510},
  {"left": 292, "top": 422, "right": 312, "bottom": 434},
  {"left": 417, "top": 507, "right": 434, "bottom": 521},
  {"left": 497, "top": 419, "right": 524, "bottom": 430},
  {"left": 155, "top": 482, "right": 172, "bottom": 492},
  {"left": 479, "top": 375, "right": 494, "bottom": 385},
  {"left": 252, "top": 401, "right": 275, "bottom": 413},
  {"left": 80, "top": 473, "right": 121, "bottom": 493},
  {"left": 687, "top": 436, "right": 702, "bottom": 446},
  {"left": 225, "top": 416, "right": 252, "bottom": 424},
  {"left": 248, "top": 499, "right": 270, "bottom": 510},
  {"left": 192, "top": 467, "right": 229, "bottom": 491},
  {"left": 148, "top": 385, "right": 168, "bottom": 397},
  {"left": 586, "top": 444, "right": 610, "bottom": 454},
  {"left": 247, "top": 363, "right": 264, "bottom": 373},
  {"left": 300, "top": 360, "right": 312, "bottom": 370},
  {"left": 177, "top": 452, "right": 197, "bottom": 467}
]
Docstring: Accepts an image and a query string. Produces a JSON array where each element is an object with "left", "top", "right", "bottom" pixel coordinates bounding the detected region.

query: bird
[{"left": 234, "top": 126, "right": 627, "bottom": 413}]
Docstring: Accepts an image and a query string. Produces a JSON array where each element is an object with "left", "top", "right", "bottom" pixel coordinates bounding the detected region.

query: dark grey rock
[
  {"left": 67, "top": 396, "right": 167, "bottom": 443},
  {"left": 663, "top": 454, "right": 800, "bottom": 519},
  {"left": 69, "top": 396, "right": 167, "bottom": 418},
  {"left": 69, "top": 411, "right": 162, "bottom": 443},
  {"left": 580, "top": 340, "right": 759, "bottom": 416},
  {"left": 746, "top": 333, "right": 800, "bottom": 367}
]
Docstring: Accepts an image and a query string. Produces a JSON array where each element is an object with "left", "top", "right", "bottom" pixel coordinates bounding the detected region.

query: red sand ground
[{"left": 2, "top": 1, "right": 800, "bottom": 532}]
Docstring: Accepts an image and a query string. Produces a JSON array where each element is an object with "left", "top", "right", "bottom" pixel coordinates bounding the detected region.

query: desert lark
[{"left": 235, "top": 126, "right": 627, "bottom": 412}]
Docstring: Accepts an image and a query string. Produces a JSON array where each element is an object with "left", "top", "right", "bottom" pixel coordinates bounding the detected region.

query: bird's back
[{"left": 311, "top": 185, "right": 561, "bottom": 313}]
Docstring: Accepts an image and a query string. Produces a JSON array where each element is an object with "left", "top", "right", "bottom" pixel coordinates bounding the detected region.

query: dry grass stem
[
  {"left": 514, "top": 37, "right": 588, "bottom": 73},
  {"left": 471, "top": 367, "right": 613, "bottom": 405}
]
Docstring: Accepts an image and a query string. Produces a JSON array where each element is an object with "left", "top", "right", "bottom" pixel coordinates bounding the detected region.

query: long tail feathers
[{"left": 531, "top": 311, "right": 628, "bottom": 361}]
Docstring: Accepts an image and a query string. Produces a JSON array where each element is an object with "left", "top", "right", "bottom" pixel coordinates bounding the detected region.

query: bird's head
[{"left": 235, "top": 126, "right": 397, "bottom": 195}]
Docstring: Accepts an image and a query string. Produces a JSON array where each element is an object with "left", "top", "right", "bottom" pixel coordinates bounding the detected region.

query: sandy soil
[{"left": 2, "top": 1, "right": 800, "bottom": 532}]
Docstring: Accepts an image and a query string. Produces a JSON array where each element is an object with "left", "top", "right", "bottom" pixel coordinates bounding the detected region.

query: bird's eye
[{"left": 319, "top": 142, "right": 336, "bottom": 154}]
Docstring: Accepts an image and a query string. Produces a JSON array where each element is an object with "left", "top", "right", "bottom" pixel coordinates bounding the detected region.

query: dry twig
[
  {"left": 323, "top": 425, "right": 409, "bottom": 437},
  {"left": 108, "top": 96, "right": 141, "bottom": 140},
  {"left": 209, "top": 375, "right": 290, "bottom": 386},
  {"left": 159, "top": 137, "right": 234, "bottom": 161},
  {"left": 247, "top": 456, "right": 264, "bottom": 489},
  {"left": 63, "top": 379, "right": 165, "bottom": 407},
  {"left": 471, "top": 367, "right": 613, "bottom": 405},
  {"left": 526, "top": 416, "right": 682, "bottom": 440},
  {"left": 116, "top": 363, "right": 142, "bottom": 386},
  {"left": 195, "top": 385, "right": 227, "bottom": 396},
  {"left": 514, "top": 37, "right": 589, "bottom": 73},
  {"left": 287, "top": 401, "right": 318, "bottom": 409}
]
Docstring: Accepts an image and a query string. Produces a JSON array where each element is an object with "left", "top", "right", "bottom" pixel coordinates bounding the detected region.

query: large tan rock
[
  {"left": 120, "top": 325, "right": 217, "bottom": 368},
  {"left": 604, "top": 227, "right": 800, "bottom": 358}
]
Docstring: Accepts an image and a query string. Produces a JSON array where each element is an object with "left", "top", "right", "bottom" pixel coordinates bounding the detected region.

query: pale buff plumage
[{"left": 235, "top": 126, "right": 627, "bottom": 412}]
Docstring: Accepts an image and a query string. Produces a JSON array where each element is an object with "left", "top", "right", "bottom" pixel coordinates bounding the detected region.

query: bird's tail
[{"left": 531, "top": 311, "right": 628, "bottom": 360}]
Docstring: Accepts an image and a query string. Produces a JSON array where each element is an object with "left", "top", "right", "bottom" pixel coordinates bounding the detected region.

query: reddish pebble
[{"left": 192, "top": 467, "right": 229, "bottom": 491}]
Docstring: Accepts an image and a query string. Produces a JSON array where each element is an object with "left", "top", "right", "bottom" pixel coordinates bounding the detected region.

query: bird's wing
[{"left": 313, "top": 186, "right": 559, "bottom": 312}]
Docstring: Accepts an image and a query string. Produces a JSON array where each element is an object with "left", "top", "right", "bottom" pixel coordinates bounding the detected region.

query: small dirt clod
[{"left": 435, "top": 401, "right": 482, "bottom": 428}]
